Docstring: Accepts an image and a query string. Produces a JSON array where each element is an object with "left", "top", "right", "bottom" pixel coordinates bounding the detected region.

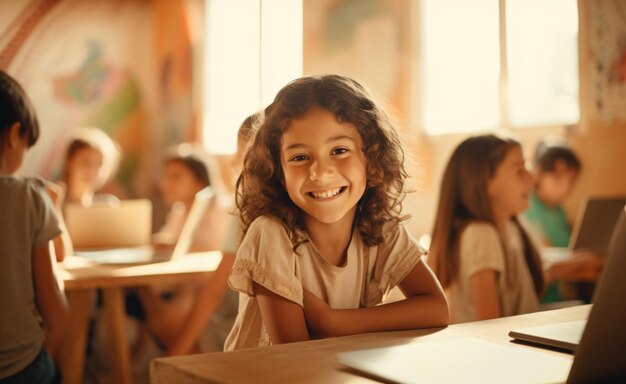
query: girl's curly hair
[{"left": 236, "top": 74, "right": 408, "bottom": 249}]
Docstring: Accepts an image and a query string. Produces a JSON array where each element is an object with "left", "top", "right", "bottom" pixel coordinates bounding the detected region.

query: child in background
[
  {"left": 152, "top": 144, "right": 229, "bottom": 251},
  {"left": 61, "top": 127, "right": 121, "bottom": 205},
  {"left": 0, "top": 70, "right": 69, "bottom": 383},
  {"left": 524, "top": 139, "right": 581, "bottom": 247},
  {"left": 428, "top": 134, "right": 603, "bottom": 324},
  {"left": 524, "top": 138, "right": 603, "bottom": 303},
  {"left": 225, "top": 75, "right": 448, "bottom": 350},
  {"left": 137, "top": 144, "right": 230, "bottom": 353},
  {"left": 163, "top": 114, "right": 259, "bottom": 356}
]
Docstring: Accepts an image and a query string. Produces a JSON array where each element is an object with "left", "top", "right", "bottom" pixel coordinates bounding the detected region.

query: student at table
[
  {"left": 0, "top": 70, "right": 70, "bottom": 383},
  {"left": 137, "top": 143, "right": 233, "bottom": 354},
  {"left": 523, "top": 138, "right": 603, "bottom": 303},
  {"left": 225, "top": 75, "right": 449, "bottom": 350},
  {"left": 428, "top": 134, "right": 604, "bottom": 324},
  {"left": 60, "top": 127, "right": 122, "bottom": 206},
  {"left": 157, "top": 114, "right": 260, "bottom": 356}
]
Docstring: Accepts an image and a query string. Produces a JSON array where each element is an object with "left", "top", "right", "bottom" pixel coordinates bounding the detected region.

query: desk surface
[
  {"left": 59, "top": 251, "right": 222, "bottom": 289},
  {"left": 151, "top": 305, "right": 590, "bottom": 384}
]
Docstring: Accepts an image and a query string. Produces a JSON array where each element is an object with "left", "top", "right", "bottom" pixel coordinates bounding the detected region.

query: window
[
  {"left": 203, "top": 0, "right": 302, "bottom": 154},
  {"left": 420, "top": 0, "right": 579, "bottom": 135}
]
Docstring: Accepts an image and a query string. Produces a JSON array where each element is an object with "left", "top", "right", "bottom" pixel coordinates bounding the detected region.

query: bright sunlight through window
[
  {"left": 203, "top": 0, "right": 302, "bottom": 154},
  {"left": 421, "top": 0, "right": 579, "bottom": 135}
]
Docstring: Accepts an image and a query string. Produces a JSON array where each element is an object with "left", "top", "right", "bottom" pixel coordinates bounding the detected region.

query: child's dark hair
[
  {"left": 534, "top": 139, "right": 581, "bottom": 173},
  {"left": 0, "top": 70, "right": 40, "bottom": 151},
  {"left": 236, "top": 74, "right": 408, "bottom": 248},
  {"left": 165, "top": 144, "right": 211, "bottom": 187},
  {"left": 429, "top": 134, "right": 544, "bottom": 296}
]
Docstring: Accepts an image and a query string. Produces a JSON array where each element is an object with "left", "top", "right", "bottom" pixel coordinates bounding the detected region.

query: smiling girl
[{"left": 224, "top": 75, "right": 448, "bottom": 350}]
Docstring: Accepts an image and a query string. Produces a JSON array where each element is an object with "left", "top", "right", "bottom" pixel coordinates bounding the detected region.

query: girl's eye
[
  {"left": 289, "top": 154, "right": 308, "bottom": 162},
  {"left": 331, "top": 147, "right": 349, "bottom": 156}
]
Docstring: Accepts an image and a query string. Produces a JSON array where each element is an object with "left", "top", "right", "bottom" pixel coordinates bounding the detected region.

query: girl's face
[
  {"left": 535, "top": 160, "right": 578, "bottom": 206},
  {"left": 161, "top": 160, "right": 205, "bottom": 205},
  {"left": 281, "top": 106, "right": 367, "bottom": 227},
  {"left": 488, "top": 146, "right": 534, "bottom": 220},
  {"left": 66, "top": 146, "right": 104, "bottom": 189}
]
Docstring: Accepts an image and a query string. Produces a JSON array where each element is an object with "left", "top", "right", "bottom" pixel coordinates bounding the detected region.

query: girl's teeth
[{"left": 312, "top": 188, "right": 341, "bottom": 199}]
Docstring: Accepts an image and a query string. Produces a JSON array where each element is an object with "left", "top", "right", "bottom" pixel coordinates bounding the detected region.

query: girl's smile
[
  {"left": 281, "top": 106, "right": 367, "bottom": 226},
  {"left": 307, "top": 186, "right": 346, "bottom": 200}
]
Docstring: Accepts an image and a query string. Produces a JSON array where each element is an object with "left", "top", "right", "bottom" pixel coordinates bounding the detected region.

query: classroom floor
[{"left": 81, "top": 311, "right": 162, "bottom": 384}]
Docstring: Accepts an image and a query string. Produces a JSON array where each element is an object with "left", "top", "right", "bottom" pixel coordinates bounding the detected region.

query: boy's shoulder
[{"left": 0, "top": 176, "right": 46, "bottom": 195}]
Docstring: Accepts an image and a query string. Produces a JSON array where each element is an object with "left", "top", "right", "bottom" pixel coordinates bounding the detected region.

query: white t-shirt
[
  {"left": 445, "top": 221, "right": 539, "bottom": 324},
  {"left": 224, "top": 215, "right": 423, "bottom": 350}
]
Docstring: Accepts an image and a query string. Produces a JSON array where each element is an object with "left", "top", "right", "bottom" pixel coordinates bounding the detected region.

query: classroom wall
[
  {"left": 0, "top": 0, "right": 197, "bottom": 200},
  {"left": 304, "top": 0, "right": 626, "bottom": 238}
]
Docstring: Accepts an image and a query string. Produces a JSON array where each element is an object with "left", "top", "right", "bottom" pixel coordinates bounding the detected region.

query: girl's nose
[{"left": 309, "top": 159, "right": 334, "bottom": 181}]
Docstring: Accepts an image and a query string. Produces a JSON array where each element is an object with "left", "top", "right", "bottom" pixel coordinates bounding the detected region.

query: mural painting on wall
[
  {"left": 591, "top": 0, "right": 626, "bottom": 122},
  {"left": 303, "top": 0, "right": 411, "bottom": 128},
  {"left": 0, "top": 0, "right": 195, "bottom": 196}
]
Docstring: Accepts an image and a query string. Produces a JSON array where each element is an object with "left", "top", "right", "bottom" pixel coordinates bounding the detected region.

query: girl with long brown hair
[
  {"left": 224, "top": 75, "right": 448, "bottom": 350},
  {"left": 429, "top": 134, "right": 602, "bottom": 324}
]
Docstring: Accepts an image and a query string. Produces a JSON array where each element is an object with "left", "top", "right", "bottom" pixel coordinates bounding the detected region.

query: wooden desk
[
  {"left": 58, "top": 252, "right": 222, "bottom": 384},
  {"left": 151, "top": 305, "right": 590, "bottom": 384}
]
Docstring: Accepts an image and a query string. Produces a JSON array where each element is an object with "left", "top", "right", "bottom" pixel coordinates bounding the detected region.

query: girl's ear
[{"left": 8, "top": 122, "right": 21, "bottom": 148}]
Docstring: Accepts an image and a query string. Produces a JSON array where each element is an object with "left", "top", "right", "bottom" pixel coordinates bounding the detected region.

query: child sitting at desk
[
  {"left": 159, "top": 113, "right": 259, "bottom": 356},
  {"left": 135, "top": 144, "right": 230, "bottom": 354},
  {"left": 523, "top": 138, "right": 603, "bottom": 303},
  {"left": 225, "top": 75, "right": 448, "bottom": 350},
  {"left": 151, "top": 143, "right": 229, "bottom": 251},
  {"left": 428, "top": 134, "right": 604, "bottom": 324},
  {"left": 0, "top": 70, "right": 70, "bottom": 383},
  {"left": 524, "top": 138, "right": 581, "bottom": 248},
  {"left": 61, "top": 127, "right": 121, "bottom": 206}
]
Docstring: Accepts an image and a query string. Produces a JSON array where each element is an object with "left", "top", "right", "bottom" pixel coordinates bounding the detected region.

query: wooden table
[
  {"left": 151, "top": 305, "right": 590, "bottom": 383},
  {"left": 57, "top": 252, "right": 222, "bottom": 384}
]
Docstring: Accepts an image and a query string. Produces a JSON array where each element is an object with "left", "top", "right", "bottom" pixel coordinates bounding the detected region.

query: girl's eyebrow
[{"left": 283, "top": 135, "right": 356, "bottom": 151}]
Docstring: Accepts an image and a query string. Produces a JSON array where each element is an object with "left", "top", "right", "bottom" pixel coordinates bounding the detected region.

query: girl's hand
[
  {"left": 547, "top": 251, "right": 605, "bottom": 283},
  {"left": 302, "top": 290, "right": 333, "bottom": 338}
]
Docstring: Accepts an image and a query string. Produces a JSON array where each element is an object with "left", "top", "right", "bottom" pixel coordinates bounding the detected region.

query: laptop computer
[
  {"left": 337, "top": 205, "right": 626, "bottom": 383},
  {"left": 543, "top": 196, "right": 626, "bottom": 263},
  {"left": 74, "top": 187, "right": 215, "bottom": 264},
  {"left": 511, "top": 204, "right": 626, "bottom": 383},
  {"left": 65, "top": 199, "right": 152, "bottom": 249},
  {"left": 569, "top": 196, "right": 626, "bottom": 253}
]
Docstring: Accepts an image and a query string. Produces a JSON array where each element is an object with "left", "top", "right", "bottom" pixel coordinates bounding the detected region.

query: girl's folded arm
[
  {"left": 304, "top": 260, "right": 449, "bottom": 338},
  {"left": 254, "top": 283, "right": 310, "bottom": 344}
]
